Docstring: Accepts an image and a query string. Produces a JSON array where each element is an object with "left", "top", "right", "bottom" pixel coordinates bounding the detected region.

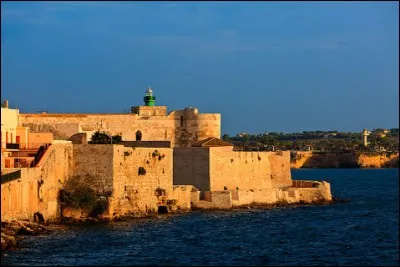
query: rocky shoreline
[
  {"left": 1, "top": 220, "right": 49, "bottom": 255},
  {"left": 1, "top": 197, "right": 349, "bottom": 255}
]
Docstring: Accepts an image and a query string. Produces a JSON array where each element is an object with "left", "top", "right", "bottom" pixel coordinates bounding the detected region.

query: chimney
[{"left": 3, "top": 100, "right": 9, "bottom": 108}]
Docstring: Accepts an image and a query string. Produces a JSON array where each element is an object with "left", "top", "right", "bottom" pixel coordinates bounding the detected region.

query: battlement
[{"left": 130, "top": 106, "right": 167, "bottom": 116}]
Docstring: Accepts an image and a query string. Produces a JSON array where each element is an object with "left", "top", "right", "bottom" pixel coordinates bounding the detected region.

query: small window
[
  {"left": 136, "top": 130, "right": 142, "bottom": 141},
  {"left": 180, "top": 116, "right": 184, "bottom": 127}
]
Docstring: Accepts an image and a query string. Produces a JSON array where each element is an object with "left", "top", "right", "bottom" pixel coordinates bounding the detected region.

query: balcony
[{"left": 5, "top": 143, "right": 20, "bottom": 150}]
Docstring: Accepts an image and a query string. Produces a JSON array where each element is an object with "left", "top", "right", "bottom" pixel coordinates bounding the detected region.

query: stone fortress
[
  {"left": 1, "top": 88, "right": 332, "bottom": 222},
  {"left": 19, "top": 87, "right": 221, "bottom": 148}
]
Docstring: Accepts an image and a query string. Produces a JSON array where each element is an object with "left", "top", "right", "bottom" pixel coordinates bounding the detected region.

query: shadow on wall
[
  {"left": 173, "top": 109, "right": 200, "bottom": 147},
  {"left": 382, "top": 156, "right": 399, "bottom": 168},
  {"left": 22, "top": 123, "right": 69, "bottom": 140}
]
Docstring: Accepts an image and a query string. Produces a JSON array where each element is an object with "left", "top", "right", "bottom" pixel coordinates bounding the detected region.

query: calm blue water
[{"left": 2, "top": 169, "right": 399, "bottom": 266}]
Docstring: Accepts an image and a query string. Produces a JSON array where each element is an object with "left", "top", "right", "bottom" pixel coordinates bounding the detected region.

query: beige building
[
  {"left": 1, "top": 101, "right": 19, "bottom": 149},
  {"left": 1, "top": 101, "right": 31, "bottom": 150}
]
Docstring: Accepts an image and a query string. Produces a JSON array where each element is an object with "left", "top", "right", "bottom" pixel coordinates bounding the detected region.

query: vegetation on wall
[
  {"left": 152, "top": 150, "right": 160, "bottom": 157},
  {"left": 58, "top": 175, "right": 109, "bottom": 218},
  {"left": 89, "top": 131, "right": 122, "bottom": 144},
  {"left": 138, "top": 167, "right": 146, "bottom": 175},
  {"left": 155, "top": 187, "right": 166, "bottom": 197}
]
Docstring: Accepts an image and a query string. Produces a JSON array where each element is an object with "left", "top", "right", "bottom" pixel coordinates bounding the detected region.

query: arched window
[{"left": 136, "top": 130, "right": 142, "bottom": 141}]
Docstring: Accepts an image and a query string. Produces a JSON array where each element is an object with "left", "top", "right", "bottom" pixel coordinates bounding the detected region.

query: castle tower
[
  {"left": 362, "top": 129, "right": 371, "bottom": 147},
  {"left": 144, "top": 87, "right": 156, "bottom": 106}
]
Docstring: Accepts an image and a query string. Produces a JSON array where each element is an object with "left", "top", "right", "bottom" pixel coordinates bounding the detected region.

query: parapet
[{"left": 130, "top": 106, "right": 167, "bottom": 116}]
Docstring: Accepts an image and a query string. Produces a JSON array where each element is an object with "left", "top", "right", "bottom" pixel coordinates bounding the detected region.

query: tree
[
  {"left": 89, "top": 131, "right": 122, "bottom": 144},
  {"left": 222, "top": 134, "right": 230, "bottom": 141}
]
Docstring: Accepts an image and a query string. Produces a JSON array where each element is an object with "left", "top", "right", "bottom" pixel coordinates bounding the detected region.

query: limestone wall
[
  {"left": 131, "top": 106, "right": 167, "bottom": 116},
  {"left": 170, "top": 109, "right": 221, "bottom": 148},
  {"left": 192, "top": 180, "right": 332, "bottom": 210},
  {"left": 173, "top": 148, "right": 210, "bottom": 191},
  {"left": 111, "top": 146, "right": 173, "bottom": 215},
  {"left": 19, "top": 109, "right": 221, "bottom": 148},
  {"left": 170, "top": 185, "right": 195, "bottom": 210},
  {"left": 28, "top": 132, "right": 53, "bottom": 149},
  {"left": 20, "top": 114, "right": 174, "bottom": 143},
  {"left": 209, "top": 148, "right": 292, "bottom": 191},
  {"left": 72, "top": 145, "right": 114, "bottom": 194},
  {"left": 268, "top": 151, "right": 292, "bottom": 187},
  {"left": 1, "top": 144, "right": 73, "bottom": 221}
]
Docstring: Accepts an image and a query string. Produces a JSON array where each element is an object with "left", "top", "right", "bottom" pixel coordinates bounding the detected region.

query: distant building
[
  {"left": 1, "top": 100, "right": 30, "bottom": 150},
  {"left": 362, "top": 129, "right": 371, "bottom": 147}
]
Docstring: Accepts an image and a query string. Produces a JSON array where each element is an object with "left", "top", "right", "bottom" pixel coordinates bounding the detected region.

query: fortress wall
[
  {"left": 20, "top": 114, "right": 175, "bottom": 143},
  {"left": 173, "top": 148, "right": 210, "bottom": 191},
  {"left": 209, "top": 148, "right": 290, "bottom": 191},
  {"left": 230, "top": 189, "right": 282, "bottom": 206},
  {"left": 173, "top": 148, "right": 292, "bottom": 193},
  {"left": 268, "top": 151, "right": 292, "bottom": 187},
  {"left": 72, "top": 145, "right": 114, "bottom": 194},
  {"left": 36, "top": 144, "right": 73, "bottom": 220},
  {"left": 19, "top": 112, "right": 221, "bottom": 147},
  {"left": 131, "top": 106, "right": 167, "bottom": 116},
  {"left": 1, "top": 144, "right": 73, "bottom": 221},
  {"left": 1, "top": 168, "right": 40, "bottom": 221},
  {"left": 171, "top": 114, "right": 221, "bottom": 147},
  {"left": 111, "top": 146, "right": 173, "bottom": 215},
  {"left": 170, "top": 185, "right": 195, "bottom": 210},
  {"left": 194, "top": 114, "right": 221, "bottom": 142}
]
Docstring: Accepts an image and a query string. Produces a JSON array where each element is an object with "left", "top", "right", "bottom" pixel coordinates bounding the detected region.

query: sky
[{"left": 1, "top": 1, "right": 399, "bottom": 135}]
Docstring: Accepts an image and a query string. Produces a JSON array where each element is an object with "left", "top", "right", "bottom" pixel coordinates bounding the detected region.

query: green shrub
[
  {"left": 152, "top": 150, "right": 160, "bottom": 157},
  {"left": 138, "top": 167, "right": 146, "bottom": 175},
  {"left": 155, "top": 187, "right": 166, "bottom": 196},
  {"left": 59, "top": 175, "right": 109, "bottom": 217},
  {"left": 89, "top": 197, "right": 109, "bottom": 218}
]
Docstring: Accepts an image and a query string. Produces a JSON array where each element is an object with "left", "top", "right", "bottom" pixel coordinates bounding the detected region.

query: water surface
[{"left": 2, "top": 169, "right": 398, "bottom": 266}]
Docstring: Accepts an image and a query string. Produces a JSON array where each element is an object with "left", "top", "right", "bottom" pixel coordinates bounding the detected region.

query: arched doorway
[{"left": 136, "top": 130, "right": 142, "bottom": 141}]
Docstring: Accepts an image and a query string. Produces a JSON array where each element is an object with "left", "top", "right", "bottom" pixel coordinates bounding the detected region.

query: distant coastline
[{"left": 290, "top": 151, "right": 399, "bottom": 169}]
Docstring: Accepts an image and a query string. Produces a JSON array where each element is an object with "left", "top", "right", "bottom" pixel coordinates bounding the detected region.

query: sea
[{"left": 1, "top": 169, "right": 399, "bottom": 266}]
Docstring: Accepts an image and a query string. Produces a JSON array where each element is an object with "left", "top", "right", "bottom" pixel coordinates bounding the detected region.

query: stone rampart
[
  {"left": 19, "top": 109, "right": 221, "bottom": 148},
  {"left": 1, "top": 144, "right": 73, "bottom": 221},
  {"left": 111, "top": 146, "right": 173, "bottom": 215}
]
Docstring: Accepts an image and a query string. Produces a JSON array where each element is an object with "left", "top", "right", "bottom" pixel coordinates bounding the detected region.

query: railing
[
  {"left": 30, "top": 144, "right": 51, "bottom": 167},
  {"left": 1, "top": 170, "right": 21, "bottom": 184},
  {"left": 1, "top": 142, "right": 51, "bottom": 150},
  {"left": 5, "top": 143, "right": 20, "bottom": 149}
]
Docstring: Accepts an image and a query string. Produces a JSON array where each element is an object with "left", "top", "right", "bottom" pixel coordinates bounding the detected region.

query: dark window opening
[
  {"left": 136, "top": 130, "right": 142, "bottom": 141},
  {"left": 180, "top": 116, "right": 184, "bottom": 127},
  {"left": 158, "top": 206, "right": 168, "bottom": 214}
]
